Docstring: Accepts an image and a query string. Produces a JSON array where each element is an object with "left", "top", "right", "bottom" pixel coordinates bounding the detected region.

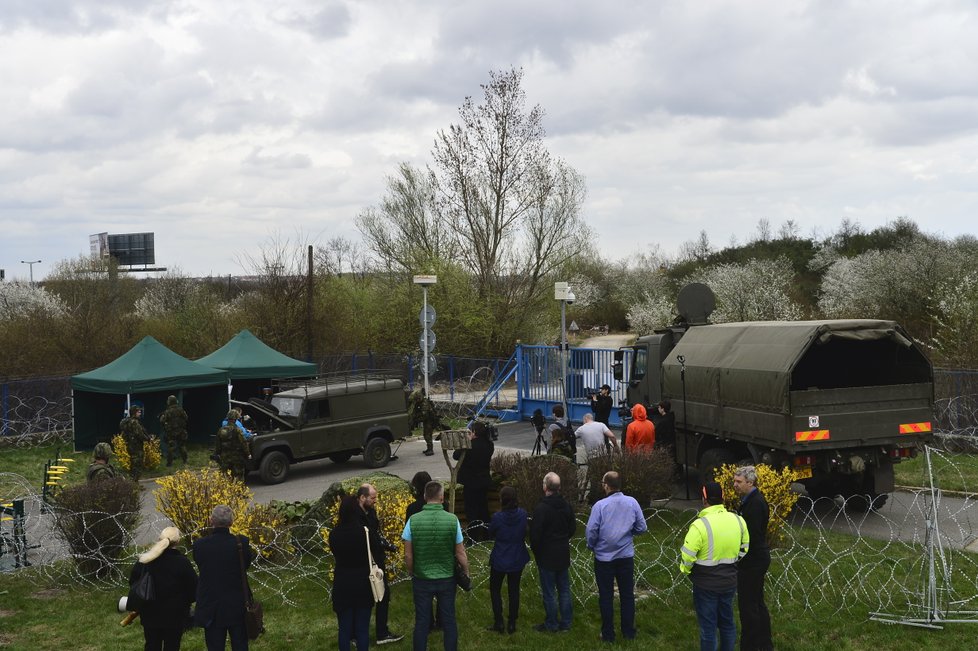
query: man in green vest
[
  {"left": 680, "top": 481, "right": 750, "bottom": 651},
  {"left": 402, "top": 481, "right": 469, "bottom": 651}
]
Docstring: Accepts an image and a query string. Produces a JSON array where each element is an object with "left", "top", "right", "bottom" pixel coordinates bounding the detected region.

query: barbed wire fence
[{"left": 4, "top": 391, "right": 978, "bottom": 629}]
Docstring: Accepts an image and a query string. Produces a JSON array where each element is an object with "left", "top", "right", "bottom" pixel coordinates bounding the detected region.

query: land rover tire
[
  {"left": 363, "top": 437, "right": 392, "bottom": 468},
  {"left": 259, "top": 450, "right": 290, "bottom": 484},
  {"left": 328, "top": 451, "right": 354, "bottom": 464}
]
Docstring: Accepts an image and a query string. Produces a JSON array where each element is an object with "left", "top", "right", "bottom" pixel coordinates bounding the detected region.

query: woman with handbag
[
  {"left": 329, "top": 495, "right": 380, "bottom": 650},
  {"left": 128, "top": 526, "right": 198, "bottom": 651}
]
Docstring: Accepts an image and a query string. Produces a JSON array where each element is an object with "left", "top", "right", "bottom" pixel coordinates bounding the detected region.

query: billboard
[{"left": 89, "top": 232, "right": 156, "bottom": 266}]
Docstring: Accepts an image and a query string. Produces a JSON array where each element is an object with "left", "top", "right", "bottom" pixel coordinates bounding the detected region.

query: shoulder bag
[
  {"left": 237, "top": 537, "right": 264, "bottom": 640},
  {"left": 364, "top": 526, "right": 386, "bottom": 602},
  {"left": 129, "top": 563, "right": 156, "bottom": 603}
]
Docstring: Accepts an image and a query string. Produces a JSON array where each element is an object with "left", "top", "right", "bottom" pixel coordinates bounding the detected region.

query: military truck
[
  {"left": 234, "top": 371, "right": 411, "bottom": 484},
  {"left": 614, "top": 284, "right": 934, "bottom": 509}
]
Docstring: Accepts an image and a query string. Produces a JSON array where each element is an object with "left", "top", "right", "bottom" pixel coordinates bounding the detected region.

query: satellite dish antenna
[{"left": 676, "top": 283, "right": 716, "bottom": 325}]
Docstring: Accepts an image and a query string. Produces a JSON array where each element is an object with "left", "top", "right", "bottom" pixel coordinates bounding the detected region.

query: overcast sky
[{"left": 2, "top": 0, "right": 978, "bottom": 281}]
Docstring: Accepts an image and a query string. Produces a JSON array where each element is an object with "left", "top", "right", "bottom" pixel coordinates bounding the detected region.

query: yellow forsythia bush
[
  {"left": 111, "top": 433, "right": 162, "bottom": 472},
  {"left": 154, "top": 468, "right": 290, "bottom": 561},
  {"left": 713, "top": 463, "right": 802, "bottom": 547},
  {"left": 320, "top": 479, "right": 415, "bottom": 581}
]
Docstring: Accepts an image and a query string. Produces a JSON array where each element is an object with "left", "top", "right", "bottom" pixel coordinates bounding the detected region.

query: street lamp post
[
  {"left": 20, "top": 260, "right": 41, "bottom": 286},
  {"left": 554, "top": 282, "right": 576, "bottom": 421},
  {"left": 413, "top": 275, "right": 438, "bottom": 395}
]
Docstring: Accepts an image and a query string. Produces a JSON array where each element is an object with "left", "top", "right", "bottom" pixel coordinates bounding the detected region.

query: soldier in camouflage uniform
[
  {"left": 159, "top": 395, "right": 189, "bottom": 466},
  {"left": 120, "top": 405, "right": 151, "bottom": 481},
  {"left": 86, "top": 442, "right": 118, "bottom": 482},
  {"left": 408, "top": 387, "right": 441, "bottom": 456},
  {"left": 215, "top": 411, "right": 249, "bottom": 482}
]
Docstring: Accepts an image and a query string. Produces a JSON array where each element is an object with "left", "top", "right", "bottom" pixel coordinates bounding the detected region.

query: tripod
[{"left": 530, "top": 410, "right": 547, "bottom": 456}]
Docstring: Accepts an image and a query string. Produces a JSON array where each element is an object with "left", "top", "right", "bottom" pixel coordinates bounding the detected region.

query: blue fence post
[
  {"left": 515, "top": 343, "right": 523, "bottom": 416},
  {"left": 448, "top": 355, "right": 456, "bottom": 401}
]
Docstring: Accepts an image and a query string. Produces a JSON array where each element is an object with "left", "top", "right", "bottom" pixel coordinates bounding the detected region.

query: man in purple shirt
[{"left": 586, "top": 471, "right": 648, "bottom": 643}]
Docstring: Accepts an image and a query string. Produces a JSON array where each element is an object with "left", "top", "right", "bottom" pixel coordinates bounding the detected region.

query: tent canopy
[
  {"left": 71, "top": 336, "right": 228, "bottom": 393},
  {"left": 71, "top": 336, "right": 229, "bottom": 450},
  {"left": 196, "top": 329, "right": 316, "bottom": 379}
]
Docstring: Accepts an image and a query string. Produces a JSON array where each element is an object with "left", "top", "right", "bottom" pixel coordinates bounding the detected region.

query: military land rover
[{"left": 233, "top": 371, "right": 411, "bottom": 484}]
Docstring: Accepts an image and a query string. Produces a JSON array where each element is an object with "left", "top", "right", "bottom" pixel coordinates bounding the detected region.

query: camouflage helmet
[
  {"left": 167, "top": 395, "right": 178, "bottom": 406},
  {"left": 93, "top": 442, "right": 113, "bottom": 461}
]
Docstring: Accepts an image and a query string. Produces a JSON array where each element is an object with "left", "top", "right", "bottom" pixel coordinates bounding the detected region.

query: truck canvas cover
[{"left": 661, "top": 319, "right": 933, "bottom": 447}]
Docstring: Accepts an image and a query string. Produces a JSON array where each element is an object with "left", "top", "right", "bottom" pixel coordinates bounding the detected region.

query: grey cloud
[
  {"left": 243, "top": 148, "right": 313, "bottom": 172},
  {"left": 276, "top": 1, "right": 351, "bottom": 39},
  {"left": 0, "top": 0, "right": 156, "bottom": 34}
]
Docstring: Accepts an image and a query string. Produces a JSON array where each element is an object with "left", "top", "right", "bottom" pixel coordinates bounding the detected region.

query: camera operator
[{"left": 589, "top": 385, "right": 614, "bottom": 427}]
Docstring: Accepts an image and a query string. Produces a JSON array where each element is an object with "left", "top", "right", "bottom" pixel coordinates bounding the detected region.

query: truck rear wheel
[
  {"left": 259, "top": 450, "right": 289, "bottom": 484},
  {"left": 699, "top": 447, "right": 738, "bottom": 483},
  {"left": 363, "top": 437, "right": 392, "bottom": 468}
]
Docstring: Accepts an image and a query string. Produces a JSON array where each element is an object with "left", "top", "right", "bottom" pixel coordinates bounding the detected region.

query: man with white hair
[
  {"left": 733, "top": 466, "right": 773, "bottom": 651},
  {"left": 193, "top": 505, "right": 254, "bottom": 651},
  {"left": 529, "top": 471, "right": 577, "bottom": 633}
]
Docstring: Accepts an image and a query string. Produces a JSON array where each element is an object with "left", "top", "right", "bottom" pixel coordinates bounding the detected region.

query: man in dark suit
[
  {"left": 193, "top": 505, "right": 254, "bottom": 651},
  {"left": 733, "top": 466, "right": 774, "bottom": 651}
]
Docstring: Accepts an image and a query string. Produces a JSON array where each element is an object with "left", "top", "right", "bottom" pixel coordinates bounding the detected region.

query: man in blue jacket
[{"left": 586, "top": 471, "right": 648, "bottom": 643}]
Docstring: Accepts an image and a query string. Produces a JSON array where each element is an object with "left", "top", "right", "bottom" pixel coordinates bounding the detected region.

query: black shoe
[
  {"left": 423, "top": 448, "right": 434, "bottom": 456},
  {"left": 507, "top": 621, "right": 516, "bottom": 634},
  {"left": 533, "top": 624, "right": 556, "bottom": 633},
  {"left": 376, "top": 632, "right": 404, "bottom": 645},
  {"left": 166, "top": 459, "right": 173, "bottom": 467}
]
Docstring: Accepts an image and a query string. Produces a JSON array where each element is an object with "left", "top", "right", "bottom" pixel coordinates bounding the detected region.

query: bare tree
[
  {"left": 356, "top": 163, "right": 452, "bottom": 273},
  {"left": 431, "top": 67, "right": 589, "bottom": 301}
]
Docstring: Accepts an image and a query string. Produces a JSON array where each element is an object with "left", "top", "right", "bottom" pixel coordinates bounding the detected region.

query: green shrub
[
  {"left": 585, "top": 447, "right": 674, "bottom": 506},
  {"left": 491, "top": 451, "right": 580, "bottom": 508},
  {"left": 50, "top": 476, "right": 140, "bottom": 579}
]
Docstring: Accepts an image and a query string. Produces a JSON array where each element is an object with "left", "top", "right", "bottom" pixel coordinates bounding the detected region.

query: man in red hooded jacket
[{"left": 624, "top": 404, "right": 655, "bottom": 451}]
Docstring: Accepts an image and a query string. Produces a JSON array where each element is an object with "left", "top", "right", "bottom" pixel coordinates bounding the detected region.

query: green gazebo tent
[
  {"left": 71, "top": 336, "right": 229, "bottom": 450},
  {"left": 196, "top": 329, "right": 316, "bottom": 400}
]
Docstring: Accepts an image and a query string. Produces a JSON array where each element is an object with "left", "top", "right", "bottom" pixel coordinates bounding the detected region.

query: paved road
[{"left": 132, "top": 419, "right": 978, "bottom": 553}]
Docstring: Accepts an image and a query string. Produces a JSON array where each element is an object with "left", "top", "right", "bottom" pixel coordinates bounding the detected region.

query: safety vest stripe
[
  {"left": 701, "top": 517, "right": 714, "bottom": 561},
  {"left": 795, "top": 429, "right": 830, "bottom": 442},
  {"left": 681, "top": 545, "right": 697, "bottom": 559},
  {"left": 899, "top": 422, "right": 932, "bottom": 434}
]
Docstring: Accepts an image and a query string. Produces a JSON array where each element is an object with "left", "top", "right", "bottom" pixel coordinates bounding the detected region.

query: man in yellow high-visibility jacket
[{"left": 680, "top": 481, "right": 749, "bottom": 651}]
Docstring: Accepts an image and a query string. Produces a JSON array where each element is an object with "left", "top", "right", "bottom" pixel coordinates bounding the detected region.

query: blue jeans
[
  {"left": 412, "top": 577, "right": 457, "bottom": 651},
  {"left": 538, "top": 567, "right": 572, "bottom": 631},
  {"left": 336, "top": 606, "right": 372, "bottom": 651},
  {"left": 692, "top": 585, "right": 736, "bottom": 651},
  {"left": 594, "top": 556, "right": 635, "bottom": 642}
]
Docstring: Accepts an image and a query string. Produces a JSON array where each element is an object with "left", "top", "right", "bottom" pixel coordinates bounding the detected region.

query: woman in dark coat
[
  {"left": 405, "top": 471, "right": 432, "bottom": 522},
  {"left": 329, "top": 495, "right": 379, "bottom": 650},
  {"left": 454, "top": 421, "right": 495, "bottom": 542},
  {"left": 487, "top": 486, "right": 530, "bottom": 634},
  {"left": 127, "top": 527, "right": 198, "bottom": 651}
]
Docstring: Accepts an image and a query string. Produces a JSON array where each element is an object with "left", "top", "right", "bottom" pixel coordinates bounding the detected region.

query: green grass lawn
[
  {"left": 894, "top": 451, "right": 978, "bottom": 493},
  {"left": 0, "top": 442, "right": 214, "bottom": 493}
]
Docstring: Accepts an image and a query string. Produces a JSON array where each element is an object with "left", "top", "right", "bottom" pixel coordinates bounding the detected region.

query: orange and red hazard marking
[
  {"left": 898, "top": 422, "right": 932, "bottom": 434},
  {"left": 795, "top": 430, "right": 830, "bottom": 442}
]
